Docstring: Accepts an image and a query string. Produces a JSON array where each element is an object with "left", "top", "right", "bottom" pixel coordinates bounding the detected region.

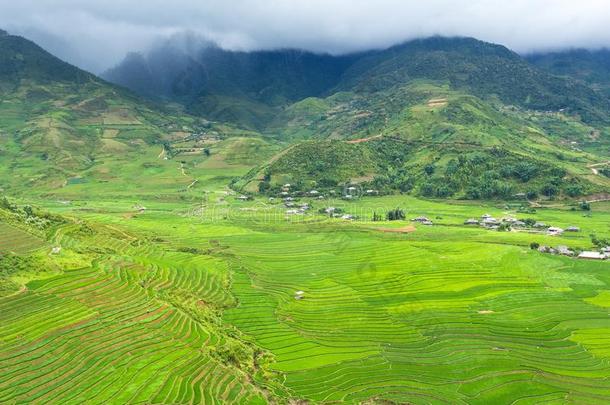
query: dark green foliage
[
  {"left": 386, "top": 208, "right": 405, "bottom": 221},
  {"left": 591, "top": 234, "right": 610, "bottom": 248},
  {"left": 530, "top": 242, "right": 540, "bottom": 250},
  {"left": 340, "top": 37, "right": 610, "bottom": 126},
  {"left": 580, "top": 201, "right": 591, "bottom": 211},
  {"left": 528, "top": 48, "right": 610, "bottom": 97}
]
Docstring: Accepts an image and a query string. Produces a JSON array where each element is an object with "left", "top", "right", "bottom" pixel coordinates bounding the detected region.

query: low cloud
[{"left": 1, "top": 0, "right": 610, "bottom": 73}]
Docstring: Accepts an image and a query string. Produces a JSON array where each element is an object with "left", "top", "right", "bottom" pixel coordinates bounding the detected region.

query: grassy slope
[{"left": 253, "top": 82, "right": 610, "bottom": 199}]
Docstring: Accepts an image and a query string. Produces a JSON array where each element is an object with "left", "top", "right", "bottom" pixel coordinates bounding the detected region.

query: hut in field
[
  {"left": 464, "top": 218, "right": 479, "bottom": 225},
  {"left": 566, "top": 226, "right": 580, "bottom": 232},
  {"left": 411, "top": 216, "right": 430, "bottom": 223},
  {"left": 578, "top": 251, "right": 607, "bottom": 260},
  {"left": 547, "top": 227, "right": 564, "bottom": 236},
  {"left": 294, "top": 290, "right": 305, "bottom": 300},
  {"left": 556, "top": 246, "right": 574, "bottom": 256}
]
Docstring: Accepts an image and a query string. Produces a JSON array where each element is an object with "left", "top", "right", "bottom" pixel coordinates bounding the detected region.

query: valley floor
[{"left": 2, "top": 189, "right": 610, "bottom": 404}]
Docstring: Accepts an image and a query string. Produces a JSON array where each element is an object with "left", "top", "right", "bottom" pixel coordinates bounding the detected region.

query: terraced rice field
[
  {"left": 2, "top": 195, "right": 610, "bottom": 403},
  {"left": 0, "top": 224, "right": 269, "bottom": 404},
  {"left": 0, "top": 223, "right": 46, "bottom": 254},
  {"left": 220, "top": 227, "right": 610, "bottom": 403}
]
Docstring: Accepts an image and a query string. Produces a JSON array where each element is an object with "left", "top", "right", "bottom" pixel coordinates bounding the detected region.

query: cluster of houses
[
  {"left": 278, "top": 184, "right": 378, "bottom": 201},
  {"left": 279, "top": 184, "right": 326, "bottom": 200},
  {"left": 323, "top": 207, "right": 354, "bottom": 220},
  {"left": 464, "top": 214, "right": 580, "bottom": 236},
  {"left": 538, "top": 245, "right": 610, "bottom": 260},
  {"left": 285, "top": 199, "right": 311, "bottom": 215}
]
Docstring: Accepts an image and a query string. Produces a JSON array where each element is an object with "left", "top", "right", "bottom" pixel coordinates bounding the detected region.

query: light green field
[
  {"left": 2, "top": 142, "right": 610, "bottom": 403},
  {"left": 1, "top": 187, "right": 608, "bottom": 403}
]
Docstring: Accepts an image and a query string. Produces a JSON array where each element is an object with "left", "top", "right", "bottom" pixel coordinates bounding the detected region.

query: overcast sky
[{"left": 2, "top": 0, "right": 610, "bottom": 73}]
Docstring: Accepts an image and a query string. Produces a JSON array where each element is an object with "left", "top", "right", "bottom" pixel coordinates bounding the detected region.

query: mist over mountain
[
  {"left": 104, "top": 36, "right": 610, "bottom": 130},
  {"left": 102, "top": 35, "right": 362, "bottom": 129},
  {"left": 527, "top": 48, "right": 610, "bottom": 96}
]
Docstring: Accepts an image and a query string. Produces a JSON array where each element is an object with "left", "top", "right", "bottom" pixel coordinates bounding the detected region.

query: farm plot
[
  {"left": 221, "top": 226, "right": 610, "bottom": 403},
  {"left": 0, "top": 224, "right": 269, "bottom": 404},
  {"left": 0, "top": 223, "right": 46, "bottom": 254}
]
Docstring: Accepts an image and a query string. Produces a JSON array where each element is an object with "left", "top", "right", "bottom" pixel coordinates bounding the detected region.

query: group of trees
[{"left": 0, "top": 197, "right": 64, "bottom": 229}]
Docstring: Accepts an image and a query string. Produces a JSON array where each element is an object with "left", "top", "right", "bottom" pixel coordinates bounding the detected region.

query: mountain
[
  {"left": 527, "top": 48, "right": 610, "bottom": 96},
  {"left": 233, "top": 39, "right": 610, "bottom": 198},
  {"left": 0, "top": 31, "right": 249, "bottom": 195},
  {"left": 105, "top": 36, "right": 610, "bottom": 130},
  {"left": 2, "top": 31, "right": 609, "bottom": 201},
  {"left": 103, "top": 38, "right": 360, "bottom": 129},
  {"left": 337, "top": 38, "right": 610, "bottom": 126}
]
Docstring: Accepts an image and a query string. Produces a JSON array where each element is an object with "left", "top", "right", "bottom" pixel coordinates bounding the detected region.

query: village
[{"left": 234, "top": 190, "right": 608, "bottom": 260}]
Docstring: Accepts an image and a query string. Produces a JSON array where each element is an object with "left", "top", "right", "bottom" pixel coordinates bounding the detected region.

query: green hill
[
  {"left": 245, "top": 82, "right": 610, "bottom": 199},
  {"left": 0, "top": 31, "right": 260, "bottom": 196},
  {"left": 528, "top": 48, "right": 610, "bottom": 96}
]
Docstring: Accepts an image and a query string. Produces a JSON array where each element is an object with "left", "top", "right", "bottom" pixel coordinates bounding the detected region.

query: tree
[
  {"left": 372, "top": 212, "right": 383, "bottom": 222},
  {"left": 386, "top": 208, "right": 405, "bottom": 221},
  {"left": 530, "top": 242, "right": 540, "bottom": 250},
  {"left": 258, "top": 181, "right": 271, "bottom": 193},
  {"left": 541, "top": 183, "right": 559, "bottom": 198}
]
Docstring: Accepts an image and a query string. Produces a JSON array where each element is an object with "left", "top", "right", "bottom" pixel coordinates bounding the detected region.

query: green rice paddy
[{"left": 2, "top": 180, "right": 610, "bottom": 403}]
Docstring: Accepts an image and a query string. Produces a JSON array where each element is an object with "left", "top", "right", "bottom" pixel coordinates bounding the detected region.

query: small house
[
  {"left": 578, "top": 251, "right": 607, "bottom": 260},
  {"left": 412, "top": 216, "right": 430, "bottom": 223},
  {"left": 566, "top": 226, "right": 580, "bottom": 232},
  {"left": 421, "top": 220, "right": 433, "bottom": 226},
  {"left": 556, "top": 246, "right": 574, "bottom": 256},
  {"left": 481, "top": 214, "right": 493, "bottom": 219},
  {"left": 482, "top": 217, "right": 499, "bottom": 225},
  {"left": 294, "top": 290, "right": 305, "bottom": 300},
  {"left": 324, "top": 207, "right": 336, "bottom": 214},
  {"left": 309, "top": 190, "right": 319, "bottom": 195},
  {"left": 533, "top": 222, "right": 548, "bottom": 229},
  {"left": 547, "top": 227, "right": 564, "bottom": 236},
  {"left": 464, "top": 219, "right": 479, "bottom": 225}
]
